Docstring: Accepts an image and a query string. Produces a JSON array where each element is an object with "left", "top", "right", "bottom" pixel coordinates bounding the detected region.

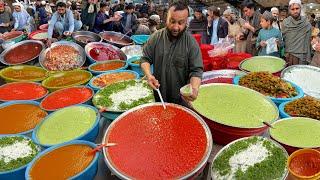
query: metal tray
[
  {"left": 0, "top": 40, "right": 45, "bottom": 65},
  {"left": 72, "top": 31, "right": 102, "bottom": 47},
  {"left": 39, "top": 41, "right": 86, "bottom": 71}
]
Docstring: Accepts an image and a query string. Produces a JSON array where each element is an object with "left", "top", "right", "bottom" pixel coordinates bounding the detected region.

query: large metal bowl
[
  {"left": 0, "top": 40, "right": 45, "bottom": 65},
  {"left": 39, "top": 41, "right": 86, "bottom": 71},
  {"left": 281, "top": 65, "right": 320, "bottom": 99},
  {"left": 211, "top": 136, "right": 289, "bottom": 180},
  {"left": 85, "top": 42, "right": 127, "bottom": 64},
  {"left": 2, "top": 31, "right": 24, "bottom": 42},
  {"left": 72, "top": 31, "right": 102, "bottom": 47},
  {"left": 102, "top": 103, "right": 213, "bottom": 179},
  {"left": 99, "top": 31, "right": 133, "bottom": 48}
]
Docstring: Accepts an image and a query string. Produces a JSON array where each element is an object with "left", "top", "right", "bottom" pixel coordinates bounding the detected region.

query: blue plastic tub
[
  {"left": 131, "top": 35, "right": 150, "bottom": 45},
  {"left": 88, "top": 70, "right": 139, "bottom": 91},
  {"left": 0, "top": 135, "right": 41, "bottom": 180},
  {"left": 88, "top": 60, "right": 128, "bottom": 75},
  {"left": 25, "top": 140, "right": 99, "bottom": 180},
  {"left": 233, "top": 75, "right": 304, "bottom": 105},
  {"left": 32, "top": 105, "right": 100, "bottom": 148},
  {"left": 278, "top": 101, "right": 292, "bottom": 118},
  {"left": 101, "top": 111, "right": 123, "bottom": 121},
  {"left": 0, "top": 100, "right": 47, "bottom": 136},
  {"left": 127, "top": 56, "right": 153, "bottom": 77},
  {"left": 0, "top": 82, "right": 49, "bottom": 103},
  {"left": 39, "top": 86, "right": 94, "bottom": 113}
]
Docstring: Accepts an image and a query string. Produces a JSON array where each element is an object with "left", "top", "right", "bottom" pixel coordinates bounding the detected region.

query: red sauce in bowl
[
  {"left": 105, "top": 105, "right": 208, "bottom": 179},
  {"left": 0, "top": 82, "right": 47, "bottom": 101},
  {"left": 41, "top": 86, "right": 93, "bottom": 111},
  {"left": 289, "top": 152, "right": 320, "bottom": 177},
  {"left": 89, "top": 45, "right": 123, "bottom": 61},
  {"left": 4, "top": 42, "right": 42, "bottom": 64}
]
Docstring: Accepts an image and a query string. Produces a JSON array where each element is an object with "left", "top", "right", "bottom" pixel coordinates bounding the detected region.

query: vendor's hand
[
  {"left": 260, "top": 41, "right": 267, "bottom": 47},
  {"left": 46, "top": 38, "right": 53, "bottom": 47},
  {"left": 146, "top": 75, "right": 160, "bottom": 90},
  {"left": 182, "top": 86, "right": 199, "bottom": 102},
  {"left": 63, "top": 31, "right": 72, "bottom": 36},
  {"left": 315, "top": 43, "right": 320, "bottom": 51},
  {"left": 275, "top": 39, "right": 280, "bottom": 46},
  {"left": 10, "top": 28, "right": 16, "bottom": 32},
  {"left": 2, "top": 23, "right": 10, "bottom": 27}
]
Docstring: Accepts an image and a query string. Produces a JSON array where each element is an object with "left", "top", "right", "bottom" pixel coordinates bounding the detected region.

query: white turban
[
  {"left": 271, "top": 7, "right": 279, "bottom": 13},
  {"left": 289, "top": 0, "right": 301, "bottom": 6}
]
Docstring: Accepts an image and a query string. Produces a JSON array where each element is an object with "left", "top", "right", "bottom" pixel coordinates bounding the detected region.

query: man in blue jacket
[{"left": 207, "top": 6, "right": 228, "bottom": 45}]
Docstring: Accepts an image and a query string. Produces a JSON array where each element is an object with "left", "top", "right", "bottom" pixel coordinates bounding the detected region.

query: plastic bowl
[
  {"left": 32, "top": 105, "right": 100, "bottom": 148},
  {"left": 88, "top": 60, "right": 128, "bottom": 75},
  {"left": 278, "top": 101, "right": 292, "bottom": 118},
  {"left": 127, "top": 56, "right": 153, "bottom": 77},
  {"left": 233, "top": 75, "right": 304, "bottom": 105},
  {"left": 120, "top": 45, "right": 143, "bottom": 59},
  {"left": 0, "top": 82, "right": 48, "bottom": 102},
  {"left": 0, "top": 135, "right": 41, "bottom": 180},
  {"left": 39, "top": 86, "right": 94, "bottom": 112},
  {"left": 41, "top": 70, "right": 92, "bottom": 92},
  {"left": 130, "top": 35, "right": 150, "bottom": 45},
  {"left": 0, "top": 65, "right": 48, "bottom": 83},
  {"left": 287, "top": 149, "right": 320, "bottom": 180},
  {"left": 0, "top": 100, "right": 47, "bottom": 136},
  {"left": 25, "top": 140, "right": 99, "bottom": 180},
  {"left": 88, "top": 70, "right": 139, "bottom": 91}
]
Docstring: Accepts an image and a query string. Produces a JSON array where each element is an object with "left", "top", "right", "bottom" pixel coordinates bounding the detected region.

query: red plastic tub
[
  {"left": 225, "top": 53, "right": 252, "bottom": 69},
  {"left": 192, "top": 34, "right": 202, "bottom": 46}
]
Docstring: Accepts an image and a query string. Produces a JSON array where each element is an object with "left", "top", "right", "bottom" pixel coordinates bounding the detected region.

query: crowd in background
[{"left": 0, "top": 0, "right": 319, "bottom": 67}]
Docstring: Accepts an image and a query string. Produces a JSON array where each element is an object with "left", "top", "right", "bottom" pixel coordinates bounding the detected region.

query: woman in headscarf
[{"left": 12, "top": 1, "right": 32, "bottom": 33}]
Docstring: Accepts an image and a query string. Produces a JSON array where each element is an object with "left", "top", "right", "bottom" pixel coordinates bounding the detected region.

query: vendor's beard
[{"left": 167, "top": 27, "right": 187, "bottom": 39}]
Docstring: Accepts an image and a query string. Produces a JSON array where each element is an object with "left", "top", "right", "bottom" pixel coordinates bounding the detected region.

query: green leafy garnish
[{"left": 0, "top": 136, "right": 40, "bottom": 172}]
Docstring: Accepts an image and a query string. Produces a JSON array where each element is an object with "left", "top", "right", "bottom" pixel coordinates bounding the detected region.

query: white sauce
[{"left": 0, "top": 140, "right": 33, "bottom": 163}]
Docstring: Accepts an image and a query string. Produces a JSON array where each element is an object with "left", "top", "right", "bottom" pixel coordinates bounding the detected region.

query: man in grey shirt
[
  {"left": 141, "top": 1, "right": 203, "bottom": 106},
  {"left": 0, "top": 1, "right": 14, "bottom": 33}
]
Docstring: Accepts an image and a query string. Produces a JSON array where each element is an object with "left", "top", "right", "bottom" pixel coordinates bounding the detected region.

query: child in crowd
[{"left": 256, "top": 11, "right": 283, "bottom": 57}]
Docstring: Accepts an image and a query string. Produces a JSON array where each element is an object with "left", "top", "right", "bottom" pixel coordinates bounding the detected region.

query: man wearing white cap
[
  {"left": 271, "top": 7, "right": 281, "bottom": 30},
  {"left": 282, "top": 0, "right": 311, "bottom": 65},
  {"left": 12, "top": 1, "right": 32, "bottom": 32}
]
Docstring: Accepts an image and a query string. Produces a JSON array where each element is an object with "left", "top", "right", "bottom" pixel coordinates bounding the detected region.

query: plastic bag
[
  {"left": 266, "top": 37, "right": 278, "bottom": 54},
  {"left": 208, "top": 38, "right": 235, "bottom": 57}
]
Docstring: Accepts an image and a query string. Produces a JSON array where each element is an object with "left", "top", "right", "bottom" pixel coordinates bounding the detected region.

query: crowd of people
[{"left": 0, "top": 0, "right": 319, "bottom": 67}]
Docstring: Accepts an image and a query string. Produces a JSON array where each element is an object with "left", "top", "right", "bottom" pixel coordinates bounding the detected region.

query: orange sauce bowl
[{"left": 287, "top": 149, "right": 320, "bottom": 180}]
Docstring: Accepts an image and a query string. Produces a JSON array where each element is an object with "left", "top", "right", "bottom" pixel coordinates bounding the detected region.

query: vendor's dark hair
[
  {"left": 71, "top": 2, "right": 77, "bottom": 10},
  {"left": 125, "top": 3, "right": 135, "bottom": 10},
  {"left": 169, "top": 1, "right": 189, "bottom": 15},
  {"left": 208, "top": 6, "right": 220, "bottom": 17},
  {"left": 56, "top": 1, "right": 66, "bottom": 8},
  {"left": 241, "top": 0, "right": 255, "bottom": 10}
]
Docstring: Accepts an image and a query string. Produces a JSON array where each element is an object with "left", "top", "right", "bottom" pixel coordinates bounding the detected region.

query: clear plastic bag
[
  {"left": 208, "top": 37, "right": 235, "bottom": 57},
  {"left": 266, "top": 37, "right": 278, "bottom": 54}
]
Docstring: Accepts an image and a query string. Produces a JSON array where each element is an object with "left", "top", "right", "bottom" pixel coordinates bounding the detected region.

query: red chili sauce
[
  {"left": 41, "top": 87, "right": 93, "bottom": 111},
  {"left": 289, "top": 152, "right": 320, "bottom": 177},
  {"left": 0, "top": 82, "right": 47, "bottom": 101},
  {"left": 89, "top": 45, "right": 123, "bottom": 61},
  {"left": 4, "top": 42, "right": 42, "bottom": 64},
  {"left": 202, "top": 77, "right": 233, "bottom": 84},
  {"left": 105, "top": 105, "right": 208, "bottom": 179}
]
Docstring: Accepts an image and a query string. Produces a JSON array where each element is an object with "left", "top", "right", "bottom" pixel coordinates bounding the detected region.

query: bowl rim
[
  {"left": 269, "top": 117, "right": 320, "bottom": 149},
  {"left": 190, "top": 83, "right": 279, "bottom": 129},
  {"left": 28, "top": 30, "right": 48, "bottom": 40},
  {"left": 0, "top": 82, "right": 48, "bottom": 102},
  {"left": 0, "top": 65, "right": 48, "bottom": 82},
  {"left": 127, "top": 56, "right": 142, "bottom": 67},
  {"left": 0, "top": 40, "right": 45, "bottom": 65},
  {"left": 84, "top": 41, "right": 128, "bottom": 62},
  {"left": 2, "top": 31, "right": 24, "bottom": 41},
  {"left": 211, "top": 136, "right": 289, "bottom": 180},
  {"left": 88, "top": 70, "right": 139, "bottom": 90},
  {"left": 239, "top": 56, "right": 287, "bottom": 74},
  {"left": 24, "top": 140, "right": 99, "bottom": 180},
  {"left": 278, "top": 101, "right": 292, "bottom": 118},
  {"left": 31, "top": 104, "right": 100, "bottom": 148},
  {"left": 99, "top": 31, "right": 134, "bottom": 46},
  {"left": 287, "top": 148, "right": 320, "bottom": 178},
  {"left": 0, "top": 134, "right": 40, "bottom": 175},
  {"left": 39, "top": 86, "right": 94, "bottom": 112},
  {"left": 102, "top": 102, "right": 213, "bottom": 180},
  {"left": 0, "top": 100, "right": 48, "bottom": 135},
  {"left": 39, "top": 41, "right": 86, "bottom": 71},
  {"left": 233, "top": 75, "right": 305, "bottom": 101},
  {"left": 72, "top": 31, "right": 103, "bottom": 44},
  {"left": 41, "top": 70, "right": 93, "bottom": 89},
  {"left": 88, "top": 60, "right": 128, "bottom": 74}
]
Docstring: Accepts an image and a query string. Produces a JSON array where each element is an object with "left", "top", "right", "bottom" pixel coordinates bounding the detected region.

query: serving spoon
[
  {"left": 156, "top": 88, "right": 166, "bottom": 110},
  {"left": 87, "top": 143, "right": 117, "bottom": 156}
]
